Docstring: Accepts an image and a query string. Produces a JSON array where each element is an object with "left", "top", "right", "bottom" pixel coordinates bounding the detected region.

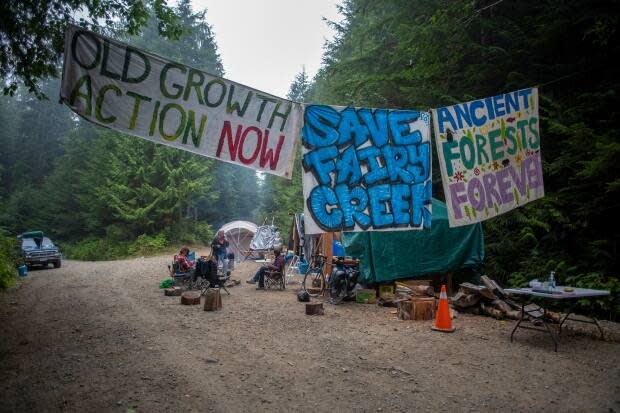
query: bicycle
[{"left": 302, "top": 254, "right": 328, "bottom": 297}]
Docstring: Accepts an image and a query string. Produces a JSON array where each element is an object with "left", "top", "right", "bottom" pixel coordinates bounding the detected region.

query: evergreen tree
[{"left": 309, "top": 0, "right": 620, "bottom": 317}]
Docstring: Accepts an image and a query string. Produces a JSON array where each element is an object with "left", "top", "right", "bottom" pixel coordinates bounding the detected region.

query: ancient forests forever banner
[
  {"left": 60, "top": 25, "right": 302, "bottom": 178},
  {"left": 302, "top": 105, "right": 432, "bottom": 234},
  {"left": 432, "top": 87, "right": 544, "bottom": 227}
]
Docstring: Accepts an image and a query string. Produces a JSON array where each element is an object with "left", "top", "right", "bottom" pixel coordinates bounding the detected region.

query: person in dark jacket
[{"left": 211, "top": 230, "right": 229, "bottom": 264}]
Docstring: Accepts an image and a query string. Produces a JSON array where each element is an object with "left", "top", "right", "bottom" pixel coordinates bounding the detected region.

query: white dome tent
[{"left": 218, "top": 220, "right": 258, "bottom": 262}]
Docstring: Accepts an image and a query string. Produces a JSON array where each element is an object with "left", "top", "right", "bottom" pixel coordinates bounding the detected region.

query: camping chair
[
  {"left": 264, "top": 262, "right": 286, "bottom": 290},
  {"left": 168, "top": 260, "right": 192, "bottom": 287}
]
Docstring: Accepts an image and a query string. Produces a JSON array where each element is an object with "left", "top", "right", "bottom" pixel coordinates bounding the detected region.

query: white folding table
[{"left": 504, "top": 286, "right": 610, "bottom": 352}]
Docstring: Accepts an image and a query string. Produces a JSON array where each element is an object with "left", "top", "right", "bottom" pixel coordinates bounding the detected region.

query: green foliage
[
  {"left": 63, "top": 238, "right": 129, "bottom": 261},
  {"left": 257, "top": 68, "right": 310, "bottom": 240},
  {"left": 310, "top": 0, "right": 620, "bottom": 319},
  {"left": 0, "top": 0, "right": 182, "bottom": 97},
  {"left": 0, "top": 230, "right": 19, "bottom": 289},
  {"left": 128, "top": 233, "right": 168, "bottom": 256},
  {"left": 564, "top": 273, "right": 620, "bottom": 321},
  {"left": 0, "top": 3, "right": 252, "bottom": 260}
]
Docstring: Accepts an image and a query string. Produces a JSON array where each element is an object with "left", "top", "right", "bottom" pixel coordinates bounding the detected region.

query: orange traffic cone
[{"left": 431, "top": 284, "right": 455, "bottom": 332}]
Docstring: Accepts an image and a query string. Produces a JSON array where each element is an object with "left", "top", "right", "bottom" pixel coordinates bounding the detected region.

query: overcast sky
[{"left": 190, "top": 0, "right": 342, "bottom": 98}]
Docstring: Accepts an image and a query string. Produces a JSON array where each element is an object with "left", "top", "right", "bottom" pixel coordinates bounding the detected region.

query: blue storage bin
[
  {"left": 17, "top": 264, "right": 28, "bottom": 277},
  {"left": 333, "top": 240, "right": 345, "bottom": 257},
  {"left": 298, "top": 260, "right": 309, "bottom": 274}
]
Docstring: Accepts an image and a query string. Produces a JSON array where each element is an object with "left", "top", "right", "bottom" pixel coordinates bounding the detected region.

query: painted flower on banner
[
  {"left": 454, "top": 171, "right": 465, "bottom": 182},
  {"left": 492, "top": 161, "right": 500, "bottom": 171},
  {"left": 474, "top": 167, "right": 480, "bottom": 176},
  {"left": 515, "top": 153, "right": 524, "bottom": 165}
]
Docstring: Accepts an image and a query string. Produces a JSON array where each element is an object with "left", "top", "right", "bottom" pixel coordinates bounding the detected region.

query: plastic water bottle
[{"left": 549, "top": 271, "right": 556, "bottom": 290}]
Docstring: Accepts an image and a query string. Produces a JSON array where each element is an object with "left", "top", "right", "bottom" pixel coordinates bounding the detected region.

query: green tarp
[{"left": 342, "top": 198, "right": 484, "bottom": 284}]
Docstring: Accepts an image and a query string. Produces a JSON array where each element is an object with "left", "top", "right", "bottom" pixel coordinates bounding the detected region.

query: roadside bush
[
  {"left": 127, "top": 233, "right": 168, "bottom": 256},
  {"left": 64, "top": 238, "right": 129, "bottom": 261},
  {"left": 0, "top": 230, "right": 19, "bottom": 289}
]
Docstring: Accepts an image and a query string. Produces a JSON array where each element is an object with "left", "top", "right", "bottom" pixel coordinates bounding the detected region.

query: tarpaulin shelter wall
[{"left": 342, "top": 198, "right": 484, "bottom": 284}]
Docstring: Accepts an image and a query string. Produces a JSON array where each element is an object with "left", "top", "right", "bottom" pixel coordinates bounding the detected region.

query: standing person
[{"left": 211, "top": 230, "right": 229, "bottom": 268}]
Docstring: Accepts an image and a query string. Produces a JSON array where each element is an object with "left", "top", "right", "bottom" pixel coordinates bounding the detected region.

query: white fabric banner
[
  {"left": 301, "top": 104, "right": 432, "bottom": 234},
  {"left": 432, "top": 87, "right": 544, "bottom": 227},
  {"left": 60, "top": 25, "right": 301, "bottom": 178}
]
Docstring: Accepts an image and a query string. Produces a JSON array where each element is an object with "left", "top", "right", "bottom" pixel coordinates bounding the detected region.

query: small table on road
[{"left": 504, "top": 287, "right": 610, "bottom": 352}]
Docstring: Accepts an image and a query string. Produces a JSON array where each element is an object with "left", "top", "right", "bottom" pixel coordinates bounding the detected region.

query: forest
[{"left": 0, "top": 0, "right": 618, "bottom": 318}]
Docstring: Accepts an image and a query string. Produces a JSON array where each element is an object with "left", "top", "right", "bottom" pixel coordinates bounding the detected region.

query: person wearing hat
[{"left": 247, "top": 246, "right": 285, "bottom": 289}]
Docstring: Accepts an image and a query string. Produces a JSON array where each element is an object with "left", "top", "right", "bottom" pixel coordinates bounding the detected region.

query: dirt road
[{"left": 1, "top": 256, "right": 619, "bottom": 412}]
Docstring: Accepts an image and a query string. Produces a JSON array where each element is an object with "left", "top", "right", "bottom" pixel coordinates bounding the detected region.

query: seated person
[
  {"left": 247, "top": 247, "right": 285, "bottom": 289},
  {"left": 193, "top": 254, "right": 219, "bottom": 286},
  {"left": 174, "top": 246, "right": 194, "bottom": 273}
]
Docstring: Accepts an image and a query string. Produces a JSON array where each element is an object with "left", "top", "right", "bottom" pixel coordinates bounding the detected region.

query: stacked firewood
[{"left": 451, "top": 275, "right": 561, "bottom": 322}]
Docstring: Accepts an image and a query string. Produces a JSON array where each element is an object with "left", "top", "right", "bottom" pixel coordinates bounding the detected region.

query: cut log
[
  {"left": 491, "top": 299, "right": 512, "bottom": 314},
  {"left": 164, "top": 287, "right": 183, "bottom": 296},
  {"left": 505, "top": 310, "right": 522, "bottom": 320},
  {"left": 181, "top": 291, "right": 201, "bottom": 305},
  {"left": 203, "top": 288, "right": 222, "bottom": 311},
  {"left": 481, "top": 301, "right": 504, "bottom": 319},
  {"left": 480, "top": 275, "right": 507, "bottom": 299},
  {"left": 459, "top": 282, "right": 497, "bottom": 300},
  {"left": 411, "top": 285, "right": 434, "bottom": 296},
  {"left": 411, "top": 297, "right": 435, "bottom": 321},
  {"left": 305, "top": 302, "right": 324, "bottom": 316},
  {"left": 450, "top": 291, "right": 480, "bottom": 310},
  {"left": 397, "top": 301, "right": 413, "bottom": 320}
]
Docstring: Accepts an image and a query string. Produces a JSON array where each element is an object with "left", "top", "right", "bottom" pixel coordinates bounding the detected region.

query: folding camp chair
[
  {"left": 168, "top": 260, "right": 192, "bottom": 287},
  {"left": 264, "top": 262, "right": 286, "bottom": 290}
]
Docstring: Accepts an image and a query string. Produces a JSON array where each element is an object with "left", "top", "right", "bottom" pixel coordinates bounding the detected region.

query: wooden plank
[{"left": 323, "top": 232, "right": 333, "bottom": 277}]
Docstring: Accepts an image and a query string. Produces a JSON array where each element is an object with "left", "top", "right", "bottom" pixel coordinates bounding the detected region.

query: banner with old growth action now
[
  {"left": 60, "top": 25, "right": 302, "bottom": 178},
  {"left": 301, "top": 104, "right": 432, "bottom": 234},
  {"left": 432, "top": 87, "right": 544, "bottom": 227}
]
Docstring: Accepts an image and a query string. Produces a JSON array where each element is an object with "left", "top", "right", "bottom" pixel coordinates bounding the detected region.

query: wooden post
[{"left": 323, "top": 232, "right": 333, "bottom": 277}]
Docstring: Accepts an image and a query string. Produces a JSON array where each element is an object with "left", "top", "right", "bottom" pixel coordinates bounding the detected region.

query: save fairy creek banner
[
  {"left": 301, "top": 105, "right": 432, "bottom": 234},
  {"left": 60, "top": 25, "right": 302, "bottom": 178},
  {"left": 432, "top": 87, "right": 544, "bottom": 227}
]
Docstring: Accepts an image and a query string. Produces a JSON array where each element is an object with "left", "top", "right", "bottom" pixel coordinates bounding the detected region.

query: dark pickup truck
[{"left": 18, "top": 231, "right": 62, "bottom": 269}]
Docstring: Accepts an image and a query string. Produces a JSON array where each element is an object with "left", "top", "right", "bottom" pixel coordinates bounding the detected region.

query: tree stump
[
  {"left": 204, "top": 288, "right": 222, "bottom": 311},
  {"left": 164, "top": 287, "right": 183, "bottom": 296},
  {"left": 181, "top": 291, "right": 201, "bottom": 305},
  {"left": 305, "top": 302, "right": 324, "bottom": 315},
  {"left": 397, "top": 300, "right": 413, "bottom": 320},
  {"left": 411, "top": 297, "right": 435, "bottom": 321}
]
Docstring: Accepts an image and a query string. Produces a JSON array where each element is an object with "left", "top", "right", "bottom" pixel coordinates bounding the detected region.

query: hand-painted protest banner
[
  {"left": 302, "top": 105, "right": 432, "bottom": 234},
  {"left": 432, "top": 87, "right": 544, "bottom": 227},
  {"left": 60, "top": 25, "right": 302, "bottom": 178}
]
